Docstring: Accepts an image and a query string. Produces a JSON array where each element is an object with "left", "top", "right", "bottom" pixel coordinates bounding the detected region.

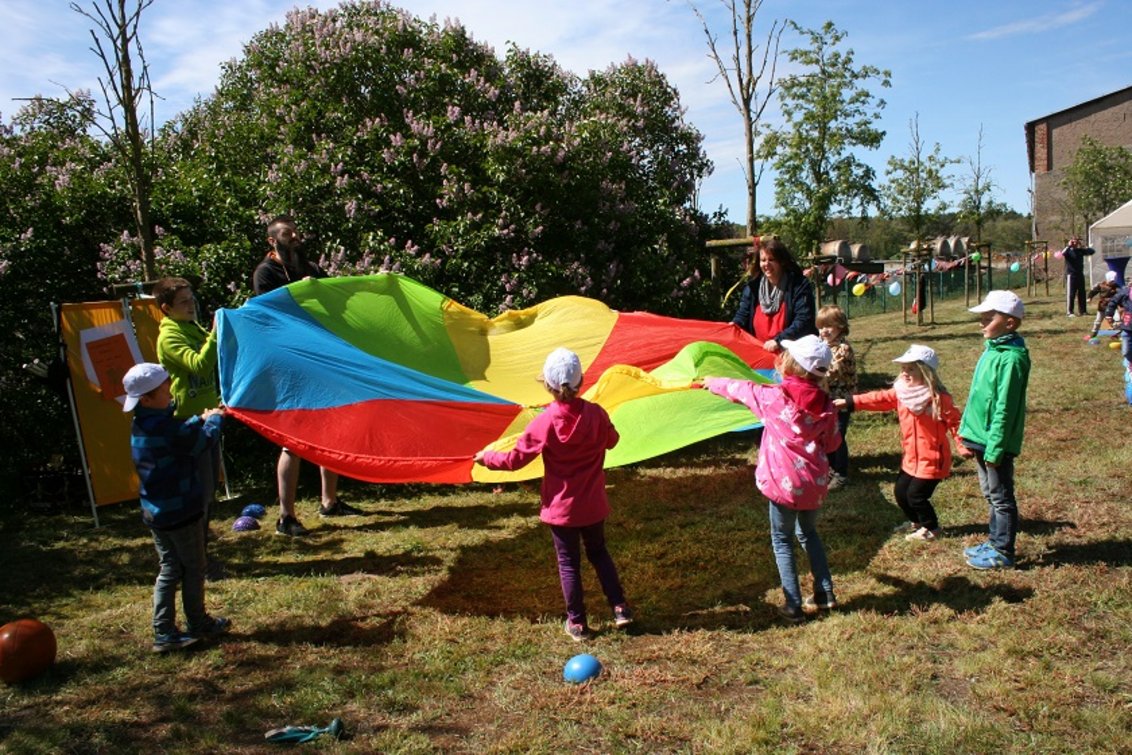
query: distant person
[
  {"left": 474, "top": 348, "right": 632, "bottom": 641},
  {"left": 834, "top": 345, "right": 961, "bottom": 542},
  {"left": 1103, "top": 278, "right": 1132, "bottom": 368},
  {"left": 817, "top": 304, "right": 856, "bottom": 489},
  {"left": 957, "top": 291, "right": 1031, "bottom": 570},
  {"left": 252, "top": 215, "right": 363, "bottom": 537},
  {"left": 1086, "top": 270, "right": 1121, "bottom": 338},
  {"left": 731, "top": 236, "right": 817, "bottom": 354},
  {"left": 123, "top": 363, "right": 230, "bottom": 653},
  {"left": 700, "top": 335, "right": 841, "bottom": 622},
  {"left": 1061, "top": 237, "right": 1095, "bottom": 317}
]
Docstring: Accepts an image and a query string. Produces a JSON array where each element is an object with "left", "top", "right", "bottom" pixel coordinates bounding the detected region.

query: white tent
[{"left": 1088, "top": 198, "right": 1132, "bottom": 285}]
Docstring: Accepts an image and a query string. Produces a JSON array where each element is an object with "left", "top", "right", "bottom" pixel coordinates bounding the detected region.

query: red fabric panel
[
  {"left": 230, "top": 399, "right": 522, "bottom": 484},
  {"left": 753, "top": 305, "right": 787, "bottom": 343},
  {"left": 582, "top": 312, "right": 775, "bottom": 387}
]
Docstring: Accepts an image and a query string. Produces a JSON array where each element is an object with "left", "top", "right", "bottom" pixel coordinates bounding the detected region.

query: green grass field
[{"left": 2, "top": 292, "right": 1129, "bottom": 753}]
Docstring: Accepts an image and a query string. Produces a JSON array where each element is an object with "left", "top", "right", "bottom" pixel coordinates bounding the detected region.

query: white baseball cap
[
  {"left": 969, "top": 290, "right": 1024, "bottom": 320},
  {"left": 122, "top": 362, "right": 169, "bottom": 412},
  {"left": 893, "top": 344, "right": 939, "bottom": 371},
  {"left": 780, "top": 334, "right": 832, "bottom": 377},
  {"left": 542, "top": 348, "right": 583, "bottom": 391},
  {"left": 1105, "top": 270, "right": 1118, "bottom": 283}
]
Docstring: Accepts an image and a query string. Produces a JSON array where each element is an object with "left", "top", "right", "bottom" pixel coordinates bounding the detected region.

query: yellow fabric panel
[
  {"left": 444, "top": 295, "right": 618, "bottom": 407},
  {"left": 129, "top": 298, "right": 164, "bottom": 360}
]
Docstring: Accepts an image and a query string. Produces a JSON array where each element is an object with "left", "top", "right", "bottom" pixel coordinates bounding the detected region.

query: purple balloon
[
  {"left": 232, "top": 516, "right": 260, "bottom": 532},
  {"left": 241, "top": 503, "right": 266, "bottom": 519}
]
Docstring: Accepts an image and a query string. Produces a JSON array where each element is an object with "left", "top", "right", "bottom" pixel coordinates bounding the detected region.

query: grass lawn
[{"left": 1, "top": 292, "right": 1129, "bottom": 753}]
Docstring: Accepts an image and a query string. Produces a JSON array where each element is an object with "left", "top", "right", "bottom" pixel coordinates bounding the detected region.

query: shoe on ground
[
  {"left": 564, "top": 620, "right": 592, "bottom": 642},
  {"left": 613, "top": 604, "right": 634, "bottom": 629},
  {"left": 967, "top": 547, "right": 1014, "bottom": 570},
  {"left": 827, "top": 473, "right": 848, "bottom": 491},
  {"left": 963, "top": 541, "right": 992, "bottom": 558},
  {"left": 275, "top": 515, "right": 310, "bottom": 537},
  {"left": 191, "top": 616, "right": 231, "bottom": 638},
  {"left": 778, "top": 604, "right": 806, "bottom": 624},
  {"left": 152, "top": 631, "right": 201, "bottom": 653},
  {"left": 319, "top": 497, "right": 364, "bottom": 517},
  {"left": 803, "top": 590, "right": 837, "bottom": 611},
  {"left": 905, "top": 527, "right": 941, "bottom": 542}
]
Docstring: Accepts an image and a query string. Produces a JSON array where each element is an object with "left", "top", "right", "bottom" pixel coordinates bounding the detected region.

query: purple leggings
[{"left": 549, "top": 520, "right": 626, "bottom": 626}]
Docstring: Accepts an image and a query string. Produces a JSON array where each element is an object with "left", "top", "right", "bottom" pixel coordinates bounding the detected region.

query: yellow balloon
[
  {"left": 852, "top": 282, "right": 867, "bottom": 296},
  {"left": 1110, "top": 341, "right": 1121, "bottom": 350}
]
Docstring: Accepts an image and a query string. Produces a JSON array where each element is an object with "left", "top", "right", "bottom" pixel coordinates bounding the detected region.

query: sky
[{"left": 3, "top": 0, "right": 1130, "bottom": 224}]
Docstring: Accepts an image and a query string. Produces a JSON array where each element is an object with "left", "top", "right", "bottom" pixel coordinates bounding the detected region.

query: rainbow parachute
[{"left": 217, "top": 274, "right": 776, "bottom": 484}]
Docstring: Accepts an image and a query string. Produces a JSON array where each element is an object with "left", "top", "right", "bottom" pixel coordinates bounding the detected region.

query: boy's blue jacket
[
  {"left": 959, "top": 333, "right": 1030, "bottom": 464},
  {"left": 130, "top": 404, "right": 222, "bottom": 529}
]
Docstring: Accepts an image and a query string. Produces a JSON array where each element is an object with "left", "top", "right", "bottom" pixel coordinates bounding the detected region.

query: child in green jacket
[{"left": 958, "top": 291, "right": 1031, "bottom": 570}]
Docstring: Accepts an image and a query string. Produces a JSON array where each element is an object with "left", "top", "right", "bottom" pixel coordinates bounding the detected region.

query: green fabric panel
[{"left": 288, "top": 274, "right": 468, "bottom": 384}]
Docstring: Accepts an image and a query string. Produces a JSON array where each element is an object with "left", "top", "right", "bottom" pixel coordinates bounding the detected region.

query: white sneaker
[{"left": 905, "top": 527, "right": 941, "bottom": 541}]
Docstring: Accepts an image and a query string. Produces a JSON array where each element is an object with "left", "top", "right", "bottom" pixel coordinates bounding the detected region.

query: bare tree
[
  {"left": 957, "top": 125, "right": 999, "bottom": 243},
  {"left": 689, "top": 0, "right": 784, "bottom": 235},
  {"left": 71, "top": 0, "right": 158, "bottom": 280}
]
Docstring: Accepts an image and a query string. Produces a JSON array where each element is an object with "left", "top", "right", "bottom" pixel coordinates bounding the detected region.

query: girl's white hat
[
  {"left": 542, "top": 347, "right": 583, "bottom": 391},
  {"left": 780, "top": 334, "right": 832, "bottom": 376},
  {"left": 893, "top": 344, "right": 939, "bottom": 371}
]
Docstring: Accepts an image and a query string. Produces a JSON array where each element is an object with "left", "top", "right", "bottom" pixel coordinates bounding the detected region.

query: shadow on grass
[
  {"left": 863, "top": 573, "right": 1034, "bottom": 614},
  {"left": 1039, "top": 539, "right": 1132, "bottom": 567},
  {"left": 944, "top": 517, "right": 1076, "bottom": 540}
]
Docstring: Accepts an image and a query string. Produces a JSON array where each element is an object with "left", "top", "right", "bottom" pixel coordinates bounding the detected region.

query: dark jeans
[
  {"left": 151, "top": 517, "right": 208, "bottom": 636},
  {"left": 893, "top": 471, "right": 941, "bottom": 531},
  {"left": 549, "top": 521, "right": 626, "bottom": 626},
  {"left": 1066, "top": 272, "right": 1087, "bottom": 315},
  {"left": 829, "top": 411, "right": 850, "bottom": 477},
  {"left": 972, "top": 450, "right": 1018, "bottom": 557}
]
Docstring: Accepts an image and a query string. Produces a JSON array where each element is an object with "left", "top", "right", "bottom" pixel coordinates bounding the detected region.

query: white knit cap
[
  {"left": 542, "top": 348, "right": 583, "bottom": 391},
  {"left": 122, "top": 362, "right": 169, "bottom": 412},
  {"left": 780, "top": 335, "right": 832, "bottom": 377}
]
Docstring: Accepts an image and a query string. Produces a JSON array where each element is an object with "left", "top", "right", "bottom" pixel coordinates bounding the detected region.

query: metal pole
[{"left": 54, "top": 302, "right": 102, "bottom": 528}]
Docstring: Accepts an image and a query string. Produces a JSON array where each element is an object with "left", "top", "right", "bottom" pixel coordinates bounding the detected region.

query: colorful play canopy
[{"left": 217, "top": 274, "right": 776, "bottom": 484}]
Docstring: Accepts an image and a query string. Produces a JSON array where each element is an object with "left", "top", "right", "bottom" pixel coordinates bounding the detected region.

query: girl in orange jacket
[{"left": 833, "top": 345, "right": 961, "bottom": 541}]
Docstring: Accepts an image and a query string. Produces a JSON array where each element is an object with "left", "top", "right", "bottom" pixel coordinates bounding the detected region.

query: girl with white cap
[
  {"left": 473, "top": 348, "right": 632, "bottom": 641},
  {"left": 834, "top": 345, "right": 961, "bottom": 542}
]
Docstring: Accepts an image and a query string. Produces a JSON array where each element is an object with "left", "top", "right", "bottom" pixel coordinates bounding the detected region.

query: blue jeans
[
  {"left": 768, "top": 501, "right": 833, "bottom": 609},
  {"left": 151, "top": 518, "right": 208, "bottom": 636},
  {"left": 972, "top": 450, "right": 1017, "bottom": 557},
  {"left": 549, "top": 521, "right": 626, "bottom": 626}
]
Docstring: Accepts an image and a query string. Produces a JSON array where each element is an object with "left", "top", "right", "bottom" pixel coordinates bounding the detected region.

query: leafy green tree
[
  {"left": 150, "top": 2, "right": 714, "bottom": 315},
  {"left": 759, "top": 20, "right": 890, "bottom": 256},
  {"left": 1061, "top": 135, "right": 1132, "bottom": 234},
  {"left": 882, "top": 113, "right": 957, "bottom": 246}
]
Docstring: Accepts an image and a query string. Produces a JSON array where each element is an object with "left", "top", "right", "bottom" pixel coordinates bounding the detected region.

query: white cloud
[{"left": 967, "top": 1, "right": 1102, "bottom": 41}]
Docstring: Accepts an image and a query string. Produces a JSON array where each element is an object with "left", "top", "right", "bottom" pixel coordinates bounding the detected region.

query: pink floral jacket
[{"left": 705, "top": 377, "right": 841, "bottom": 509}]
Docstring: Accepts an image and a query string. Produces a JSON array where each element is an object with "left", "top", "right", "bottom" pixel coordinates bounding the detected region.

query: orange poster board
[{"left": 61, "top": 300, "right": 164, "bottom": 507}]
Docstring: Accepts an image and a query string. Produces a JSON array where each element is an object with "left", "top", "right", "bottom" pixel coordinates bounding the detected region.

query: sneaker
[
  {"left": 564, "top": 620, "right": 592, "bottom": 642},
  {"left": 613, "top": 604, "right": 634, "bottom": 629},
  {"left": 152, "top": 631, "right": 201, "bottom": 653},
  {"left": 905, "top": 527, "right": 941, "bottom": 542},
  {"left": 319, "top": 497, "right": 364, "bottom": 517},
  {"left": 191, "top": 616, "right": 232, "bottom": 638},
  {"left": 803, "top": 590, "right": 837, "bottom": 611},
  {"left": 963, "top": 541, "right": 992, "bottom": 558},
  {"left": 778, "top": 604, "right": 806, "bottom": 624},
  {"left": 275, "top": 515, "right": 309, "bottom": 537},
  {"left": 827, "top": 473, "right": 848, "bottom": 491},
  {"left": 967, "top": 547, "right": 1014, "bottom": 570},
  {"left": 893, "top": 521, "right": 919, "bottom": 534}
]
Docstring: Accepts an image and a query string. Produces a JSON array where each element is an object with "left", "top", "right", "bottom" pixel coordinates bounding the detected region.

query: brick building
[{"left": 1024, "top": 84, "right": 1132, "bottom": 247}]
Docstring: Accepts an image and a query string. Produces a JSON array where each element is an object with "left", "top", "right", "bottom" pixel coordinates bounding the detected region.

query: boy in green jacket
[{"left": 957, "top": 291, "right": 1030, "bottom": 570}]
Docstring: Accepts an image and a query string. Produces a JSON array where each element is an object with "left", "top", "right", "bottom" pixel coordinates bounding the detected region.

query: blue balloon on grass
[
  {"left": 241, "top": 503, "right": 266, "bottom": 519},
  {"left": 563, "top": 653, "right": 602, "bottom": 684}
]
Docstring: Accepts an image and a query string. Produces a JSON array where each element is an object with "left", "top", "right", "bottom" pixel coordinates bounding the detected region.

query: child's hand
[
  {"left": 472, "top": 450, "right": 486, "bottom": 465},
  {"left": 689, "top": 380, "right": 705, "bottom": 390},
  {"left": 832, "top": 398, "right": 847, "bottom": 409},
  {"left": 955, "top": 443, "right": 974, "bottom": 459}
]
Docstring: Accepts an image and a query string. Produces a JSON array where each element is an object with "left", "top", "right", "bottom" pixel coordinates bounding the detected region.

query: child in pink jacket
[
  {"left": 834, "top": 344, "right": 961, "bottom": 542},
  {"left": 702, "top": 335, "right": 841, "bottom": 623},
  {"left": 474, "top": 348, "right": 631, "bottom": 641}
]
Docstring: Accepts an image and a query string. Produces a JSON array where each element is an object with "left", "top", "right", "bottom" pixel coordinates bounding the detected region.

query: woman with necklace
[{"left": 731, "top": 237, "right": 817, "bottom": 353}]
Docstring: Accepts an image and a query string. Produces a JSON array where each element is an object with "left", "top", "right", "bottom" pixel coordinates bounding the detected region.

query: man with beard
[{"left": 252, "top": 216, "right": 363, "bottom": 536}]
